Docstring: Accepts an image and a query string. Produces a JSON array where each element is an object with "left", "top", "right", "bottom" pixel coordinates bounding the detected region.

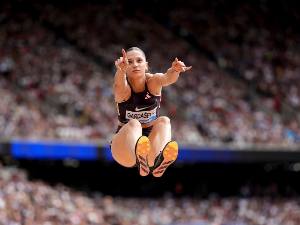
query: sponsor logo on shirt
[{"left": 126, "top": 107, "right": 157, "bottom": 124}]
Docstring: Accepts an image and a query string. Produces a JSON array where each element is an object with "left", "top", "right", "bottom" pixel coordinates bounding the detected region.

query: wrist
[
  {"left": 171, "top": 68, "right": 179, "bottom": 73},
  {"left": 116, "top": 69, "right": 126, "bottom": 75}
]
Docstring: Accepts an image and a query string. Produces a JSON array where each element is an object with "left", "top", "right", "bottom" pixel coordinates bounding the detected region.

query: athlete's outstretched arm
[
  {"left": 156, "top": 58, "right": 192, "bottom": 87},
  {"left": 113, "top": 49, "right": 129, "bottom": 95}
]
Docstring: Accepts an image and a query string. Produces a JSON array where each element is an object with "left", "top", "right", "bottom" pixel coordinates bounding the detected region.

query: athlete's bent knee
[
  {"left": 126, "top": 119, "right": 142, "bottom": 132},
  {"left": 156, "top": 116, "right": 170, "bottom": 125}
]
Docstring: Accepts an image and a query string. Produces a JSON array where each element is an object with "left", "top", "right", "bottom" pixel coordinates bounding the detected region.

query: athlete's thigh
[
  {"left": 148, "top": 117, "right": 171, "bottom": 143},
  {"left": 147, "top": 118, "right": 171, "bottom": 165},
  {"left": 110, "top": 125, "right": 136, "bottom": 167}
]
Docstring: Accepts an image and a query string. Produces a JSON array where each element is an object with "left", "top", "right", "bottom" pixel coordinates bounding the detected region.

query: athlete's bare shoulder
[
  {"left": 146, "top": 72, "right": 163, "bottom": 95},
  {"left": 146, "top": 72, "right": 164, "bottom": 81},
  {"left": 145, "top": 72, "right": 153, "bottom": 81}
]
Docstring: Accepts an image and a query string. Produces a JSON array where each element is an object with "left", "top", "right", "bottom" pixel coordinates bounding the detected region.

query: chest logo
[
  {"left": 145, "top": 92, "right": 151, "bottom": 99},
  {"left": 135, "top": 106, "right": 151, "bottom": 111}
]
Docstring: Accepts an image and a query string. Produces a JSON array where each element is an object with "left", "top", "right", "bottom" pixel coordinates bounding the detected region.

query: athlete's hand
[
  {"left": 171, "top": 58, "right": 192, "bottom": 72},
  {"left": 115, "top": 49, "right": 128, "bottom": 72}
]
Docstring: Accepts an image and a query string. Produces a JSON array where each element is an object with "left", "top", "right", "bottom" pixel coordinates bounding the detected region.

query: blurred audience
[
  {"left": 1, "top": 163, "right": 300, "bottom": 225},
  {"left": 0, "top": 0, "right": 300, "bottom": 147},
  {"left": 1, "top": 2, "right": 300, "bottom": 225}
]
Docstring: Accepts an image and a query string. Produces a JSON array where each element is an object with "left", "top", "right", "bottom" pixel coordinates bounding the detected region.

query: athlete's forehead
[{"left": 126, "top": 49, "right": 146, "bottom": 61}]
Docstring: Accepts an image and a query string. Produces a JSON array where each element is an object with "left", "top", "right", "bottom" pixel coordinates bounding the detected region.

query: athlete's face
[{"left": 126, "top": 50, "right": 148, "bottom": 77}]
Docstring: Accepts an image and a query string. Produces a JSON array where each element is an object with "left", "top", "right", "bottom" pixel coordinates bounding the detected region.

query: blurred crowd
[
  {"left": 1, "top": 163, "right": 300, "bottom": 225},
  {"left": 0, "top": 0, "right": 300, "bottom": 147},
  {"left": 163, "top": 0, "right": 300, "bottom": 112},
  {"left": 1, "top": 1, "right": 300, "bottom": 225}
]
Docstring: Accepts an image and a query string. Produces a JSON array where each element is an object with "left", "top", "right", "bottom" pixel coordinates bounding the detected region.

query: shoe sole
[
  {"left": 135, "top": 136, "right": 151, "bottom": 176},
  {"left": 152, "top": 141, "right": 178, "bottom": 178}
]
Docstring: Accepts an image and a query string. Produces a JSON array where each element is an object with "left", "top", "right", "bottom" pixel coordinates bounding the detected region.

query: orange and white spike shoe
[
  {"left": 152, "top": 141, "right": 178, "bottom": 178},
  {"left": 135, "top": 136, "right": 151, "bottom": 176}
]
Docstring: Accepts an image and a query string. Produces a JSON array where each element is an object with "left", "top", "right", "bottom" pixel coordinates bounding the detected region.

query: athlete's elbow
[{"left": 113, "top": 84, "right": 126, "bottom": 94}]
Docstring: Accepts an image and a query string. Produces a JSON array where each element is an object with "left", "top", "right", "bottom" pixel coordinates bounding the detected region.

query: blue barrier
[
  {"left": 103, "top": 144, "right": 300, "bottom": 163},
  {"left": 103, "top": 144, "right": 235, "bottom": 163},
  {"left": 11, "top": 140, "right": 98, "bottom": 160},
  {"left": 8, "top": 140, "right": 300, "bottom": 163}
]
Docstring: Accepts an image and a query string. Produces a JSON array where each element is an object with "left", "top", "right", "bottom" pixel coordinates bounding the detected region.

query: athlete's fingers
[
  {"left": 172, "top": 58, "right": 179, "bottom": 68},
  {"left": 121, "top": 50, "right": 129, "bottom": 66},
  {"left": 115, "top": 61, "right": 121, "bottom": 70},
  {"left": 122, "top": 49, "right": 127, "bottom": 60},
  {"left": 184, "top": 66, "right": 192, "bottom": 71},
  {"left": 118, "top": 58, "right": 126, "bottom": 67}
]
